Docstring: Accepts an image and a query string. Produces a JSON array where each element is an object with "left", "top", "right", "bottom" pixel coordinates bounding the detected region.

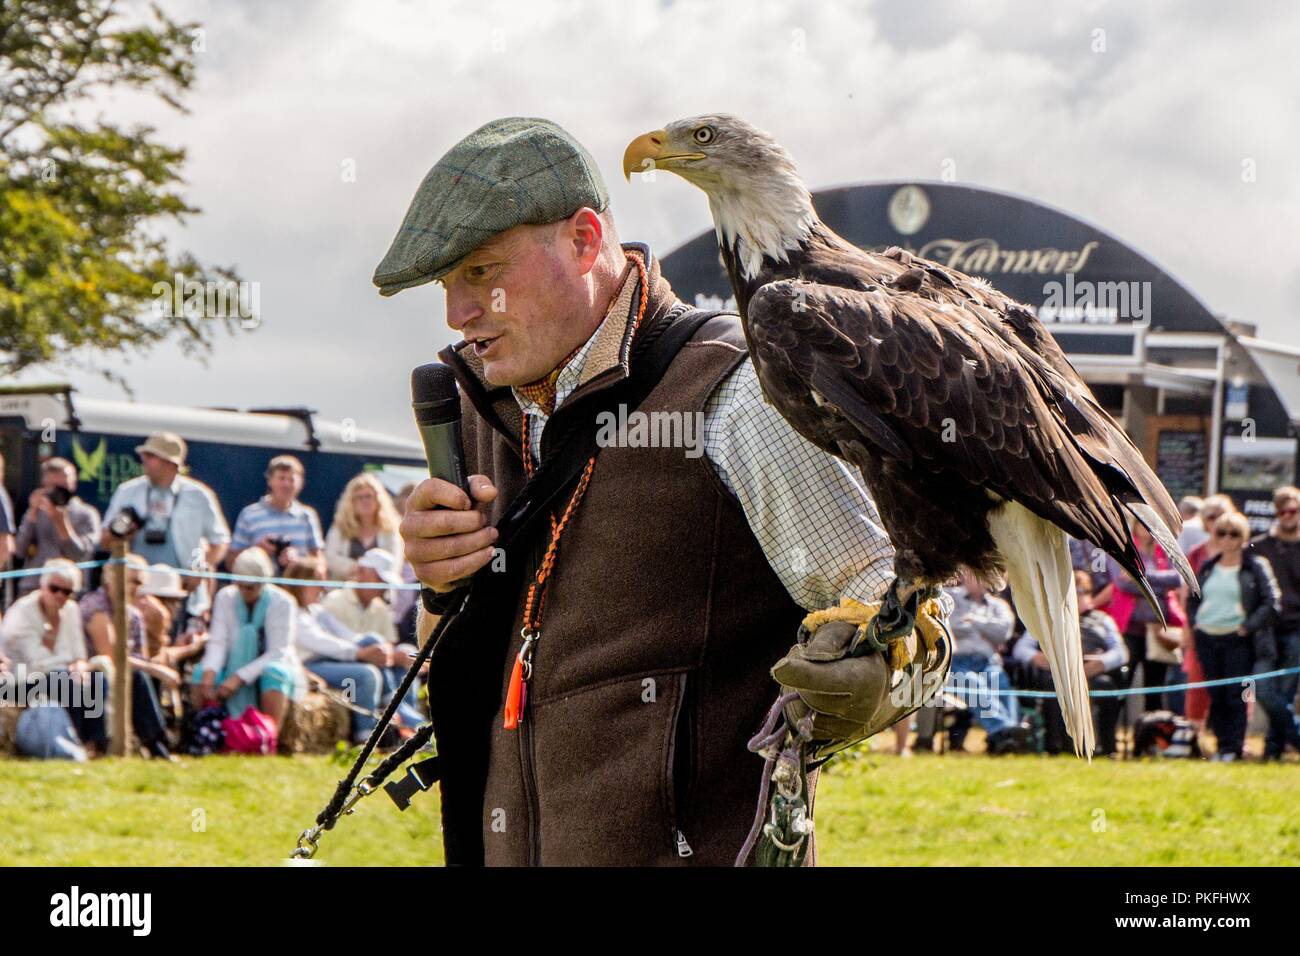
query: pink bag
[{"left": 222, "top": 706, "right": 279, "bottom": 755}]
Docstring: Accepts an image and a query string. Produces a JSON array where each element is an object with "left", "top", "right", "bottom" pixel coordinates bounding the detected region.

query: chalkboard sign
[{"left": 1155, "top": 429, "right": 1208, "bottom": 501}]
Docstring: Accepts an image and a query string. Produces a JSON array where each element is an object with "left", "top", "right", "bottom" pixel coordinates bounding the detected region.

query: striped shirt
[{"left": 231, "top": 496, "right": 324, "bottom": 554}]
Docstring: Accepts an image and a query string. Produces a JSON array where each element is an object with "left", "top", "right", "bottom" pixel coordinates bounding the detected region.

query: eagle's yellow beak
[
  {"left": 622, "top": 129, "right": 706, "bottom": 181},
  {"left": 623, "top": 130, "right": 668, "bottom": 181}
]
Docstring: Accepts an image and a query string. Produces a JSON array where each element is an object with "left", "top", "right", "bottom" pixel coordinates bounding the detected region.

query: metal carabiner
[
  {"left": 291, "top": 826, "right": 322, "bottom": 860},
  {"left": 518, "top": 628, "right": 539, "bottom": 681}
]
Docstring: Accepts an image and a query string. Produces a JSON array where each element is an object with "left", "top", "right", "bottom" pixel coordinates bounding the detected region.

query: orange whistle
[{"left": 504, "top": 653, "right": 526, "bottom": 730}]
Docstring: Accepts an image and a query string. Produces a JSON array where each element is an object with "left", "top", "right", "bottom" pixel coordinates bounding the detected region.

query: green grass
[{"left": 0, "top": 750, "right": 1295, "bottom": 866}]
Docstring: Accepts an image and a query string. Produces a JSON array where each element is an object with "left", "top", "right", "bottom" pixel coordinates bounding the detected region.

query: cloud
[{"left": 24, "top": 0, "right": 1298, "bottom": 439}]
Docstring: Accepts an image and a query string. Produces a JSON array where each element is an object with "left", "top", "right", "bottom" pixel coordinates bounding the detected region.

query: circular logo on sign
[{"left": 888, "top": 185, "right": 930, "bottom": 236}]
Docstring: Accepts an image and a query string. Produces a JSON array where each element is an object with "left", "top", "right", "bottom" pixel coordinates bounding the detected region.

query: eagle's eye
[{"left": 692, "top": 126, "right": 715, "bottom": 145}]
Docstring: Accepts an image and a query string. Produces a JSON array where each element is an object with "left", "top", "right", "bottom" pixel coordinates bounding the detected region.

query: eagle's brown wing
[{"left": 746, "top": 276, "right": 1190, "bottom": 592}]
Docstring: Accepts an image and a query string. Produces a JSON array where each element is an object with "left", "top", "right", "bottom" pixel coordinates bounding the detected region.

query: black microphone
[
  {"left": 411, "top": 362, "right": 469, "bottom": 495},
  {"left": 412, "top": 362, "right": 472, "bottom": 604}
]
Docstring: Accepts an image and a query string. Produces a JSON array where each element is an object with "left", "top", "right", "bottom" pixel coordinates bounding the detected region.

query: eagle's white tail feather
[{"left": 988, "top": 501, "right": 1095, "bottom": 758}]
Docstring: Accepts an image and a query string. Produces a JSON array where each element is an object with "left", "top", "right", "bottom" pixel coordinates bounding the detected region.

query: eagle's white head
[{"left": 623, "top": 113, "right": 817, "bottom": 281}]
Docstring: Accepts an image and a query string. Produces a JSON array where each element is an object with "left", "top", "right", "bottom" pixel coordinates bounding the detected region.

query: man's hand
[
  {"left": 1083, "top": 655, "right": 1106, "bottom": 679},
  {"left": 401, "top": 475, "right": 499, "bottom": 592},
  {"left": 356, "top": 643, "right": 390, "bottom": 667}
]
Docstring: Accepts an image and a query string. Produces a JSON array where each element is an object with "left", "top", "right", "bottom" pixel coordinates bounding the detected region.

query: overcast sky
[{"left": 20, "top": 0, "right": 1299, "bottom": 439}]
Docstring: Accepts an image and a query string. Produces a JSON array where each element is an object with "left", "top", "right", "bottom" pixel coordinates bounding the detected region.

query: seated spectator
[
  {"left": 1186, "top": 511, "right": 1280, "bottom": 761},
  {"left": 0, "top": 560, "right": 107, "bottom": 755},
  {"left": 322, "top": 548, "right": 401, "bottom": 644},
  {"left": 192, "top": 547, "right": 305, "bottom": 727},
  {"left": 228, "top": 455, "right": 324, "bottom": 572},
  {"left": 1100, "top": 519, "right": 1186, "bottom": 712},
  {"left": 1178, "top": 495, "right": 1209, "bottom": 554},
  {"left": 283, "top": 560, "right": 424, "bottom": 741},
  {"left": 1015, "top": 570, "right": 1129, "bottom": 755},
  {"left": 80, "top": 555, "right": 177, "bottom": 759},
  {"left": 324, "top": 474, "right": 403, "bottom": 580},
  {"left": 13, "top": 457, "right": 101, "bottom": 595},
  {"left": 918, "top": 571, "right": 1023, "bottom": 753}
]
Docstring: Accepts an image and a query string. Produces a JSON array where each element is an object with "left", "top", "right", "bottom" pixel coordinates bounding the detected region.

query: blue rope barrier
[{"left": 941, "top": 664, "right": 1300, "bottom": 700}]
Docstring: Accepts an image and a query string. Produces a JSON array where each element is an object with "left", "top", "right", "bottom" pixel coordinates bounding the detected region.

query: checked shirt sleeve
[{"left": 702, "top": 358, "right": 895, "bottom": 612}]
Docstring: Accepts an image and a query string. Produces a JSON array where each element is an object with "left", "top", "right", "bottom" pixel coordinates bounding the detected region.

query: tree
[{"left": 0, "top": 0, "right": 251, "bottom": 387}]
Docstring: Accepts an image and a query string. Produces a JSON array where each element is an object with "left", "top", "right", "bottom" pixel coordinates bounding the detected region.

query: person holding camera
[
  {"left": 227, "top": 455, "right": 324, "bottom": 573},
  {"left": 14, "top": 457, "right": 101, "bottom": 596},
  {"left": 101, "top": 432, "right": 231, "bottom": 600}
]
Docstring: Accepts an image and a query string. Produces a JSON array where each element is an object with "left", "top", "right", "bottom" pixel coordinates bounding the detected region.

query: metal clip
[
  {"left": 518, "top": 628, "right": 539, "bottom": 681},
  {"left": 291, "top": 826, "right": 322, "bottom": 860},
  {"left": 342, "top": 780, "right": 375, "bottom": 816}
]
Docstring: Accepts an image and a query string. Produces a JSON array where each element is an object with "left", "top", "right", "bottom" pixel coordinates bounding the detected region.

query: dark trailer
[{"left": 0, "top": 384, "right": 426, "bottom": 553}]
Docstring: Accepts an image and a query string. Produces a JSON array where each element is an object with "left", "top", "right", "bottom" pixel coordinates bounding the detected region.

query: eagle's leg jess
[{"left": 849, "top": 579, "right": 945, "bottom": 669}]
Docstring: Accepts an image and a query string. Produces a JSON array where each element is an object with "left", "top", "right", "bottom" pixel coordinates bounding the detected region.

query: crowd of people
[
  {"left": 0, "top": 432, "right": 422, "bottom": 760},
  {"left": 2, "top": 431, "right": 1298, "bottom": 764},
  {"left": 897, "top": 488, "right": 1300, "bottom": 762}
]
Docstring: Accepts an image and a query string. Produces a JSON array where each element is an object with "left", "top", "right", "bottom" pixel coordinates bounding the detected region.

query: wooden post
[{"left": 108, "top": 541, "right": 133, "bottom": 758}]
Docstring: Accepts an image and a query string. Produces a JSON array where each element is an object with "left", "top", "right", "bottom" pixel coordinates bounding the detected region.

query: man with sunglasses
[{"left": 1248, "top": 486, "right": 1300, "bottom": 759}]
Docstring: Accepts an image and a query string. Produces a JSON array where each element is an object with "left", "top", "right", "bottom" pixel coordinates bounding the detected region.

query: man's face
[
  {"left": 1277, "top": 499, "right": 1299, "bottom": 534},
  {"left": 140, "top": 452, "right": 171, "bottom": 483},
  {"left": 439, "top": 219, "right": 591, "bottom": 386},
  {"left": 268, "top": 467, "right": 302, "bottom": 501},
  {"left": 43, "top": 467, "right": 72, "bottom": 492}
]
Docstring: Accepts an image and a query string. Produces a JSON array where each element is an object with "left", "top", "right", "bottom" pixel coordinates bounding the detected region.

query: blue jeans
[
  {"left": 1257, "top": 627, "right": 1300, "bottom": 757},
  {"left": 947, "top": 653, "right": 1019, "bottom": 735},
  {"left": 306, "top": 658, "right": 384, "bottom": 742},
  {"left": 305, "top": 634, "right": 424, "bottom": 741}
]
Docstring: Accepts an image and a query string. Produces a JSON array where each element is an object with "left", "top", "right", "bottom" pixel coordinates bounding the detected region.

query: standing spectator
[
  {"left": 324, "top": 473, "right": 403, "bottom": 580},
  {"left": 80, "top": 555, "right": 176, "bottom": 758},
  {"left": 14, "top": 457, "right": 101, "bottom": 595},
  {"left": 191, "top": 547, "right": 304, "bottom": 726},
  {"left": 916, "top": 571, "right": 1021, "bottom": 753},
  {"left": 1186, "top": 494, "right": 1237, "bottom": 575},
  {"left": 1177, "top": 495, "right": 1209, "bottom": 554},
  {"left": 0, "top": 560, "right": 107, "bottom": 755},
  {"left": 1101, "top": 520, "right": 1187, "bottom": 712},
  {"left": 101, "top": 432, "right": 230, "bottom": 603},
  {"left": 228, "top": 455, "right": 324, "bottom": 572},
  {"left": 1248, "top": 485, "right": 1300, "bottom": 759},
  {"left": 1186, "top": 511, "right": 1280, "bottom": 761},
  {"left": 1069, "top": 537, "right": 1114, "bottom": 607},
  {"left": 283, "top": 560, "right": 424, "bottom": 742},
  {"left": 1016, "top": 570, "right": 1129, "bottom": 755},
  {"left": 322, "top": 548, "right": 401, "bottom": 644},
  {"left": 0, "top": 451, "right": 15, "bottom": 583}
]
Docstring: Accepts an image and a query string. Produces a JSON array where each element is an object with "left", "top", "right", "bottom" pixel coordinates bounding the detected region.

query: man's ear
[{"left": 566, "top": 207, "right": 604, "bottom": 275}]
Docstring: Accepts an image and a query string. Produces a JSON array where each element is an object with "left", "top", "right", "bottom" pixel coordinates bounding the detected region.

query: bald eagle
[{"left": 625, "top": 114, "right": 1196, "bottom": 756}]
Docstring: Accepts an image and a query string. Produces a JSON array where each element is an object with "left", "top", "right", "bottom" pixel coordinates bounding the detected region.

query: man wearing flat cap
[{"left": 382, "top": 117, "right": 935, "bottom": 866}]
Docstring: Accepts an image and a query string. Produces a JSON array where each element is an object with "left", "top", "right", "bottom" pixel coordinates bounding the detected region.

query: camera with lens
[
  {"left": 46, "top": 485, "right": 72, "bottom": 508},
  {"left": 107, "top": 505, "right": 144, "bottom": 539}
]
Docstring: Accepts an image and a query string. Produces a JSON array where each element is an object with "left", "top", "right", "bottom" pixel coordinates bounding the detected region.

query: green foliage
[{"left": 0, "top": 0, "right": 250, "bottom": 385}]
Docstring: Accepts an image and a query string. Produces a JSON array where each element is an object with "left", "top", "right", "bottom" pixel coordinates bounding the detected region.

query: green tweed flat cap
[{"left": 373, "top": 117, "right": 610, "bottom": 296}]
